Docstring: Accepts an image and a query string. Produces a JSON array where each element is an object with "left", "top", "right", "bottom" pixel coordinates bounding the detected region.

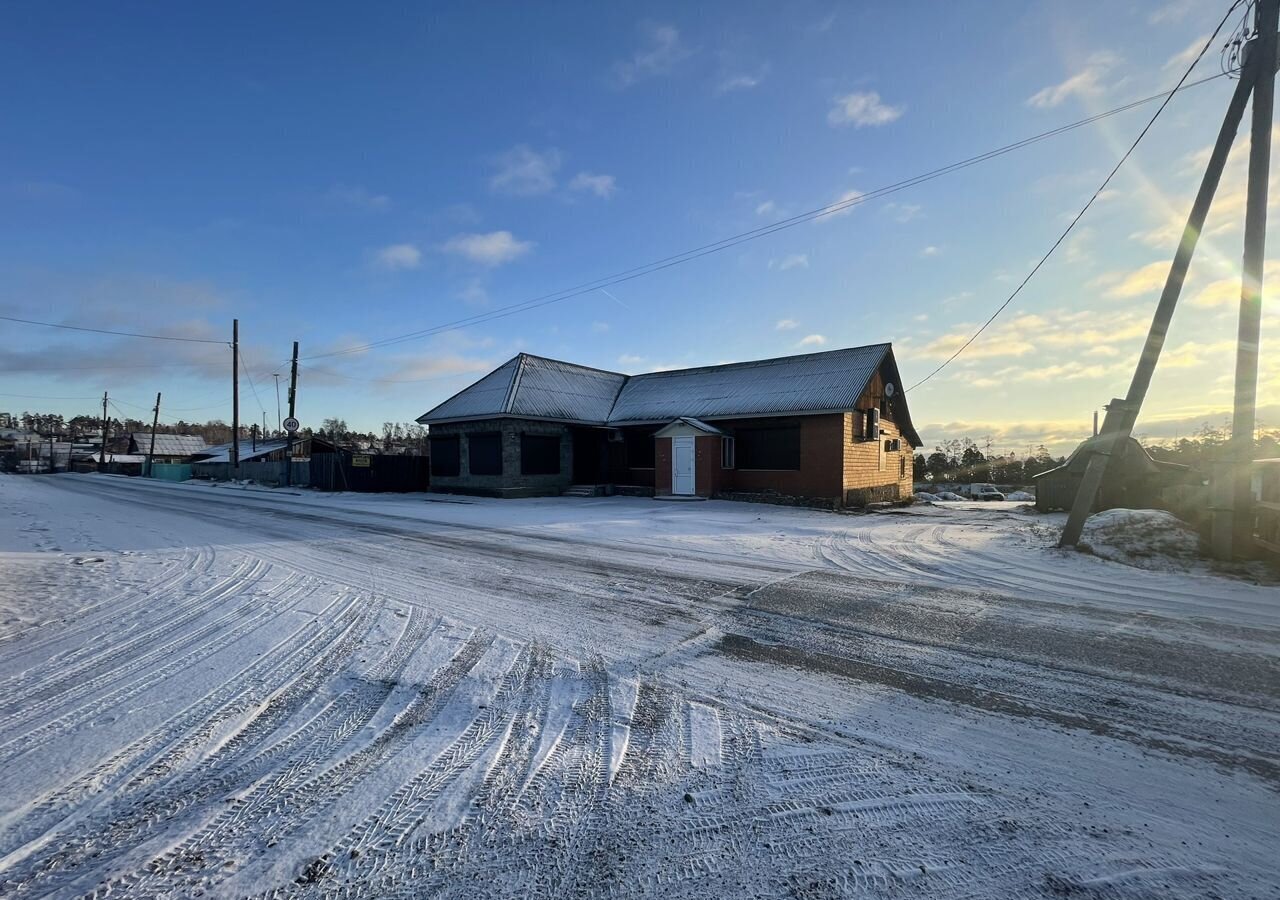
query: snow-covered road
[{"left": 0, "top": 473, "right": 1276, "bottom": 898}]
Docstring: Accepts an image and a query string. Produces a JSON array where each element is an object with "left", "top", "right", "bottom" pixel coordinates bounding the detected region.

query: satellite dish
[{"left": 884, "top": 383, "right": 896, "bottom": 397}]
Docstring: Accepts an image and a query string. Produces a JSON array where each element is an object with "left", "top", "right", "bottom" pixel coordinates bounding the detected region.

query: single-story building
[
  {"left": 416, "top": 343, "right": 922, "bottom": 507},
  {"left": 127, "top": 433, "right": 208, "bottom": 463},
  {"left": 1032, "top": 435, "right": 1196, "bottom": 513}
]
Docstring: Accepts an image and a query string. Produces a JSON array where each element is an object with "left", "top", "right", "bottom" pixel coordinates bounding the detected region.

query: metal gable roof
[
  {"left": 507, "top": 355, "right": 627, "bottom": 422},
  {"left": 607, "top": 344, "right": 892, "bottom": 424},
  {"left": 416, "top": 357, "right": 521, "bottom": 423},
  {"left": 130, "top": 433, "right": 207, "bottom": 456},
  {"left": 416, "top": 344, "right": 918, "bottom": 445},
  {"left": 417, "top": 354, "right": 626, "bottom": 425}
]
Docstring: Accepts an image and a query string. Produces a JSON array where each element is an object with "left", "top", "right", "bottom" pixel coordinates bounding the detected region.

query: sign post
[{"left": 283, "top": 416, "right": 300, "bottom": 487}]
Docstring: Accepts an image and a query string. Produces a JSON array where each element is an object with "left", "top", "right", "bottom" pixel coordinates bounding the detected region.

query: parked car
[{"left": 975, "top": 486, "right": 1006, "bottom": 501}]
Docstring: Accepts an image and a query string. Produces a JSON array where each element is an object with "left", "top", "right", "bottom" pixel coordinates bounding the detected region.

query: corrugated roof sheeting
[
  {"left": 607, "top": 344, "right": 889, "bottom": 423},
  {"left": 193, "top": 439, "right": 292, "bottom": 464},
  {"left": 507, "top": 356, "right": 627, "bottom": 423},
  {"left": 417, "top": 358, "right": 519, "bottom": 422},
  {"left": 131, "top": 433, "right": 207, "bottom": 456},
  {"left": 418, "top": 344, "right": 901, "bottom": 432}
]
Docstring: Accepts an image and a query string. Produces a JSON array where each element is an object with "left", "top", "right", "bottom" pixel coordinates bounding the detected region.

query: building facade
[{"left": 418, "top": 344, "right": 922, "bottom": 507}]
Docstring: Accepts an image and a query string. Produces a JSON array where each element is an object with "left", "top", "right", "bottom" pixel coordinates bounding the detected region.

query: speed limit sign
[{"left": 283, "top": 416, "right": 300, "bottom": 433}]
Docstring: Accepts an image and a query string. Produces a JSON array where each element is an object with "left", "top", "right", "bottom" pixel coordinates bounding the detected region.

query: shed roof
[
  {"left": 193, "top": 439, "right": 292, "bottom": 464},
  {"left": 417, "top": 344, "right": 921, "bottom": 446},
  {"left": 130, "top": 433, "right": 207, "bottom": 456}
]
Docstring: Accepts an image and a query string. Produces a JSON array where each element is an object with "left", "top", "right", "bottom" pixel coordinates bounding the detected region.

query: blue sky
[{"left": 1, "top": 0, "right": 1275, "bottom": 453}]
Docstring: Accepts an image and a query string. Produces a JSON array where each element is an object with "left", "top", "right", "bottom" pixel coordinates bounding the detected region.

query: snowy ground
[{"left": 0, "top": 473, "right": 1276, "bottom": 899}]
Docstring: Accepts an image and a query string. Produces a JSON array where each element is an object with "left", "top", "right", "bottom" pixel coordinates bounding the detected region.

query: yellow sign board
[{"left": 352, "top": 455, "right": 371, "bottom": 467}]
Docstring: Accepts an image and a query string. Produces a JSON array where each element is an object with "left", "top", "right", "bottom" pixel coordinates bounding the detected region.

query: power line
[
  {"left": 906, "top": 0, "right": 1243, "bottom": 392},
  {"left": 295, "top": 361, "right": 485, "bottom": 385},
  {"left": 304, "top": 72, "right": 1228, "bottom": 362},
  {"left": 0, "top": 314, "right": 227, "bottom": 344}
]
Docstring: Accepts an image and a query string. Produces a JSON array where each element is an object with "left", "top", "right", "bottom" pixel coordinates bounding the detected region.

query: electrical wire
[
  {"left": 303, "top": 72, "right": 1229, "bottom": 362},
  {"left": 0, "top": 314, "right": 227, "bottom": 344},
  {"left": 906, "top": 0, "right": 1244, "bottom": 392},
  {"left": 295, "top": 361, "right": 483, "bottom": 385}
]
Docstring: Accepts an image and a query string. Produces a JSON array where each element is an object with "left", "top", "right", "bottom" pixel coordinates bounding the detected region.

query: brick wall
[{"left": 722, "top": 414, "right": 844, "bottom": 500}]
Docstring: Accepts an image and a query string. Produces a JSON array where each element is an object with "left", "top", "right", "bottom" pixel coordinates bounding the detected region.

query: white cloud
[
  {"left": 775, "top": 318, "right": 799, "bottom": 331},
  {"left": 885, "top": 202, "right": 922, "bottom": 223},
  {"left": 715, "top": 65, "right": 769, "bottom": 95},
  {"left": 797, "top": 334, "right": 827, "bottom": 347},
  {"left": 821, "top": 189, "right": 865, "bottom": 220},
  {"left": 458, "top": 280, "right": 488, "bottom": 306},
  {"left": 1164, "top": 34, "right": 1209, "bottom": 71},
  {"left": 1100, "top": 261, "right": 1168, "bottom": 299},
  {"left": 591, "top": 321, "right": 610, "bottom": 333},
  {"left": 441, "top": 231, "right": 534, "bottom": 267},
  {"left": 568, "top": 172, "right": 617, "bottom": 199},
  {"left": 612, "top": 24, "right": 692, "bottom": 88},
  {"left": 920, "top": 245, "right": 939, "bottom": 257},
  {"left": 827, "top": 91, "right": 903, "bottom": 127},
  {"left": 756, "top": 200, "right": 779, "bottom": 217},
  {"left": 489, "top": 145, "right": 561, "bottom": 196},
  {"left": 1149, "top": 0, "right": 1196, "bottom": 24},
  {"left": 325, "top": 184, "right": 390, "bottom": 212},
  {"left": 373, "top": 243, "right": 421, "bottom": 271},
  {"left": 1027, "top": 52, "right": 1120, "bottom": 108},
  {"left": 618, "top": 353, "right": 645, "bottom": 366},
  {"left": 769, "top": 254, "right": 809, "bottom": 271}
]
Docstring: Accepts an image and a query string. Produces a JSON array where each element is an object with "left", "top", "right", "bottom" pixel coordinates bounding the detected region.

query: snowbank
[
  {"left": 933, "top": 491, "right": 965, "bottom": 501},
  {"left": 913, "top": 492, "right": 937, "bottom": 502},
  {"left": 1006, "top": 490, "right": 1034, "bottom": 502},
  {"left": 1078, "top": 508, "right": 1201, "bottom": 570}
]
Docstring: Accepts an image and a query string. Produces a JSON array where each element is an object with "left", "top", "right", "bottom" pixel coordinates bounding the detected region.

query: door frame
[{"left": 671, "top": 435, "right": 695, "bottom": 495}]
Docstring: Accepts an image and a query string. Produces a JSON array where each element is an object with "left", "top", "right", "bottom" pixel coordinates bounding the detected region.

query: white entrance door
[{"left": 672, "top": 436, "right": 695, "bottom": 495}]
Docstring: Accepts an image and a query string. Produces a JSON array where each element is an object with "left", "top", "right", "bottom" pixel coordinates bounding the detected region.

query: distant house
[
  {"left": 191, "top": 435, "right": 338, "bottom": 465},
  {"left": 127, "top": 433, "right": 207, "bottom": 463},
  {"left": 416, "top": 344, "right": 922, "bottom": 507},
  {"left": 1032, "top": 436, "right": 1196, "bottom": 513}
]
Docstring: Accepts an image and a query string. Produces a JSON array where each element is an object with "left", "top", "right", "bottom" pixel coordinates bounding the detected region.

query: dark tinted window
[
  {"left": 735, "top": 425, "right": 800, "bottom": 470},
  {"left": 624, "top": 429, "right": 656, "bottom": 468},
  {"left": 468, "top": 432, "right": 502, "bottom": 476},
  {"left": 429, "top": 435, "right": 460, "bottom": 476},
  {"left": 521, "top": 433, "right": 560, "bottom": 475}
]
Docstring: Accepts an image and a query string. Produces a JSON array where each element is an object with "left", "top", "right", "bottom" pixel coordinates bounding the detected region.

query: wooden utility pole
[
  {"left": 99, "top": 391, "right": 108, "bottom": 468},
  {"left": 1060, "top": 56, "right": 1261, "bottom": 548},
  {"left": 147, "top": 392, "right": 161, "bottom": 477},
  {"left": 231, "top": 318, "right": 240, "bottom": 472},
  {"left": 288, "top": 341, "right": 299, "bottom": 419},
  {"left": 1221, "top": 0, "right": 1279, "bottom": 558}
]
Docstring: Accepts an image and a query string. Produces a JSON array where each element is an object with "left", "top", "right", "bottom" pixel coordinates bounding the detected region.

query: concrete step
[{"left": 562, "top": 484, "right": 603, "bottom": 497}]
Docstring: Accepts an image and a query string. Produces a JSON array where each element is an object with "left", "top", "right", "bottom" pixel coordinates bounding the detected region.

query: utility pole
[
  {"left": 1222, "top": 0, "right": 1279, "bottom": 558},
  {"left": 273, "top": 374, "right": 282, "bottom": 432},
  {"left": 251, "top": 422, "right": 258, "bottom": 452},
  {"left": 99, "top": 391, "right": 108, "bottom": 469},
  {"left": 231, "top": 318, "right": 240, "bottom": 473},
  {"left": 1060, "top": 50, "right": 1261, "bottom": 548},
  {"left": 148, "top": 392, "right": 161, "bottom": 477},
  {"left": 285, "top": 341, "right": 299, "bottom": 487}
]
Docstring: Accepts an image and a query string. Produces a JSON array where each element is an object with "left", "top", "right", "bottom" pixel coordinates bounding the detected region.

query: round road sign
[{"left": 283, "top": 416, "right": 300, "bottom": 433}]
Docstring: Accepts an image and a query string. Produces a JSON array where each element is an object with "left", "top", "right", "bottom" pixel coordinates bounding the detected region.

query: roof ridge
[
  {"left": 513, "top": 352, "right": 627, "bottom": 378},
  {"left": 624, "top": 342, "right": 890, "bottom": 380}
]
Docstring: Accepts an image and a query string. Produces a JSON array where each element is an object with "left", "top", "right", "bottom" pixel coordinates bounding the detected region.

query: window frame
[
  {"left": 734, "top": 423, "right": 801, "bottom": 471},
  {"left": 520, "top": 433, "right": 561, "bottom": 476},
  {"left": 467, "top": 431, "right": 503, "bottom": 476},
  {"left": 429, "top": 435, "right": 460, "bottom": 477},
  {"left": 721, "top": 435, "right": 735, "bottom": 469}
]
